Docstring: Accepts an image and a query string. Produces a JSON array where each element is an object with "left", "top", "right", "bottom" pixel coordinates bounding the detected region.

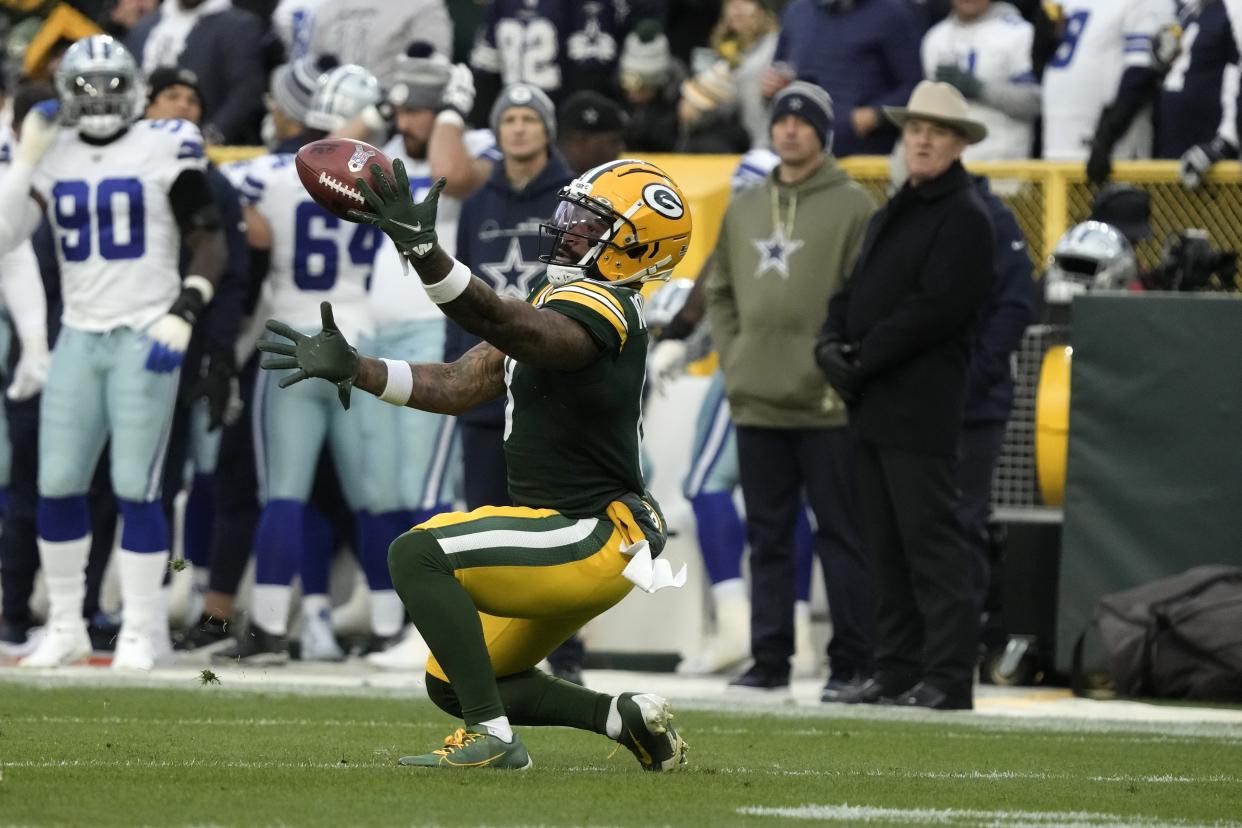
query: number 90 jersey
[
  {"left": 238, "top": 152, "right": 383, "bottom": 342},
  {"left": 31, "top": 119, "right": 207, "bottom": 333}
]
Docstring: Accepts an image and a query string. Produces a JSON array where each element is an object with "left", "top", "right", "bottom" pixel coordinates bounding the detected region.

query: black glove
[
  {"left": 193, "top": 347, "right": 240, "bottom": 431},
  {"left": 1085, "top": 140, "right": 1112, "bottom": 186},
  {"left": 256, "top": 302, "right": 360, "bottom": 410},
  {"left": 814, "top": 340, "right": 862, "bottom": 405}
]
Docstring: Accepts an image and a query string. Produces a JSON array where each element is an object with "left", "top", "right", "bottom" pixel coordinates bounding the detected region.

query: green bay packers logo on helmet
[
  {"left": 540, "top": 159, "right": 694, "bottom": 287},
  {"left": 643, "top": 183, "right": 684, "bottom": 219}
]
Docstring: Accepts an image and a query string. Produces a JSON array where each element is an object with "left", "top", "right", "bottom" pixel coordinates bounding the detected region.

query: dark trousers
[
  {"left": 0, "top": 397, "right": 115, "bottom": 626},
  {"left": 206, "top": 355, "right": 260, "bottom": 597},
  {"left": 956, "top": 421, "right": 1007, "bottom": 646},
  {"left": 1, "top": 395, "right": 40, "bottom": 627},
  {"left": 459, "top": 422, "right": 511, "bottom": 510},
  {"left": 856, "top": 439, "right": 977, "bottom": 698},
  {"left": 736, "top": 425, "right": 873, "bottom": 678}
]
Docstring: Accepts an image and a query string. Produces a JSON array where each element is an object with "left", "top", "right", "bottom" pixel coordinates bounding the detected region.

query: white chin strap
[{"left": 546, "top": 264, "right": 584, "bottom": 286}]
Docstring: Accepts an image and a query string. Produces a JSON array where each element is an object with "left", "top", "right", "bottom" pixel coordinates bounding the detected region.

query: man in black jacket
[{"left": 816, "top": 81, "right": 994, "bottom": 710}]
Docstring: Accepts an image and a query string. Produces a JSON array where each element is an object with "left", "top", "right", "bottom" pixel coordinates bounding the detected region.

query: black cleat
[{"left": 212, "top": 623, "right": 289, "bottom": 666}]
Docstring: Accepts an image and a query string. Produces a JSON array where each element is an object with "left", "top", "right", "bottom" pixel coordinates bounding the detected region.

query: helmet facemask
[{"left": 63, "top": 70, "right": 138, "bottom": 137}]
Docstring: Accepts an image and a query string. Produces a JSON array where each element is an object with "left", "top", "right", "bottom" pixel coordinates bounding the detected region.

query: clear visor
[{"left": 542, "top": 200, "right": 616, "bottom": 266}]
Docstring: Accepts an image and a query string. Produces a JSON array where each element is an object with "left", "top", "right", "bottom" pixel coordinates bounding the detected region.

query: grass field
[{"left": 2, "top": 678, "right": 1241, "bottom": 827}]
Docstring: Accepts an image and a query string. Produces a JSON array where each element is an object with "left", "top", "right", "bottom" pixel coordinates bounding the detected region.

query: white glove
[
  {"left": 16, "top": 100, "right": 61, "bottom": 168},
  {"left": 647, "top": 339, "right": 688, "bottom": 397},
  {"left": 1178, "top": 137, "right": 1236, "bottom": 190},
  {"left": 6, "top": 336, "right": 50, "bottom": 400},
  {"left": 145, "top": 276, "right": 213, "bottom": 373},
  {"left": 441, "top": 63, "right": 476, "bottom": 118},
  {"left": 145, "top": 314, "right": 193, "bottom": 373}
]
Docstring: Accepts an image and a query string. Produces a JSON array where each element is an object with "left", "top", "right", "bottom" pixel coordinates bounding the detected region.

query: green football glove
[
  {"left": 348, "top": 158, "right": 446, "bottom": 260},
  {"left": 934, "top": 64, "right": 983, "bottom": 101},
  {"left": 256, "top": 302, "right": 360, "bottom": 410}
]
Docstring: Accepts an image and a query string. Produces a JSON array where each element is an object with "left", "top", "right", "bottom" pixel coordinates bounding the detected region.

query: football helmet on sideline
[
  {"left": 55, "top": 35, "right": 143, "bottom": 139},
  {"left": 1045, "top": 220, "right": 1137, "bottom": 304},
  {"left": 540, "top": 159, "right": 693, "bottom": 287},
  {"left": 305, "top": 64, "right": 382, "bottom": 133}
]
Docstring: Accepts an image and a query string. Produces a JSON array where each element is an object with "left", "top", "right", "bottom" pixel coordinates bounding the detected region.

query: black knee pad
[
  {"left": 424, "top": 673, "right": 463, "bottom": 717},
  {"left": 387, "top": 529, "right": 450, "bottom": 586}
]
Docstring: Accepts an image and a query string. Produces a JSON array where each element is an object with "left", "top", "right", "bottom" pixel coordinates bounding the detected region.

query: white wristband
[
  {"left": 184, "top": 274, "right": 215, "bottom": 304},
  {"left": 378, "top": 358, "right": 414, "bottom": 405},
  {"left": 435, "top": 109, "right": 465, "bottom": 129},
  {"left": 423, "top": 258, "right": 472, "bottom": 304}
]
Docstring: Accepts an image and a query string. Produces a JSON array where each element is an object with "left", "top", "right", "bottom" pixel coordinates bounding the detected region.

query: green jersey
[{"left": 503, "top": 275, "right": 650, "bottom": 517}]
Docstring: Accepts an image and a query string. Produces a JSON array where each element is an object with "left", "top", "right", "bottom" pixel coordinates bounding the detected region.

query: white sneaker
[
  {"left": 676, "top": 632, "right": 750, "bottom": 675},
  {"left": 112, "top": 625, "right": 171, "bottom": 671},
  {"left": 1, "top": 626, "right": 45, "bottom": 660},
  {"left": 365, "top": 624, "right": 430, "bottom": 671},
  {"left": 18, "top": 621, "right": 91, "bottom": 667},
  {"left": 300, "top": 609, "right": 345, "bottom": 662}
]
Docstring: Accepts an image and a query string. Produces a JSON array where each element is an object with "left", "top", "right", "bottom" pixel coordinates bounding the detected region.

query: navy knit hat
[
  {"left": 147, "top": 66, "right": 201, "bottom": 104},
  {"left": 770, "top": 80, "right": 835, "bottom": 150}
]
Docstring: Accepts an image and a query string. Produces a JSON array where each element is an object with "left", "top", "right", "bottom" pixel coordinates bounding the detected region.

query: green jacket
[{"left": 706, "top": 158, "right": 875, "bottom": 428}]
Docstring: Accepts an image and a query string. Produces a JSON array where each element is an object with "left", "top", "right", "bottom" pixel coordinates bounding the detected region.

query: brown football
[{"left": 295, "top": 138, "right": 395, "bottom": 221}]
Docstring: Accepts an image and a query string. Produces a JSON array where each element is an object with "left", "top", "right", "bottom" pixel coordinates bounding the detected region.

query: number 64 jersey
[
  {"left": 237, "top": 152, "right": 382, "bottom": 342},
  {"left": 32, "top": 118, "right": 206, "bottom": 333}
]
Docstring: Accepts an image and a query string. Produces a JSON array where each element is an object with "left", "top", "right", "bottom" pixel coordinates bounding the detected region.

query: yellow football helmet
[{"left": 540, "top": 159, "right": 693, "bottom": 287}]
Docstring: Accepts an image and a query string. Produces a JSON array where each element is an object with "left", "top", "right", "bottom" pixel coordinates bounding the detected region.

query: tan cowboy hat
[{"left": 883, "top": 80, "right": 988, "bottom": 144}]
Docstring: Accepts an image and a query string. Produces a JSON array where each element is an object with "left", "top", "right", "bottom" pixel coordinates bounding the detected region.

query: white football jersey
[
  {"left": 922, "top": 2, "right": 1037, "bottom": 160},
  {"left": 1042, "top": 0, "right": 1176, "bottom": 160},
  {"left": 238, "top": 152, "right": 381, "bottom": 342},
  {"left": 367, "top": 129, "right": 497, "bottom": 328},
  {"left": 0, "top": 121, "right": 45, "bottom": 337},
  {"left": 31, "top": 119, "right": 206, "bottom": 332},
  {"left": 731, "top": 148, "right": 779, "bottom": 193}
]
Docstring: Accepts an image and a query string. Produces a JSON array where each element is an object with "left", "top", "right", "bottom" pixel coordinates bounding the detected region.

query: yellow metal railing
[{"left": 208, "top": 147, "right": 1242, "bottom": 275}]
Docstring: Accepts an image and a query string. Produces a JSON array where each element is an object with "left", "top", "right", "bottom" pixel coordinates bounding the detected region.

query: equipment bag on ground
[{"left": 1073, "top": 565, "right": 1242, "bottom": 702}]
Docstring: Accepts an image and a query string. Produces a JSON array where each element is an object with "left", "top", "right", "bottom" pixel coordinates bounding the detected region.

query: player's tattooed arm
[
  {"left": 409, "top": 246, "right": 602, "bottom": 372},
  {"left": 353, "top": 341, "right": 506, "bottom": 415}
]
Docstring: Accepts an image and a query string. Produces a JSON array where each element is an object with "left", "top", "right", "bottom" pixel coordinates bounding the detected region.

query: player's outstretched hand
[
  {"left": 348, "top": 159, "right": 444, "bottom": 261},
  {"left": 257, "top": 302, "right": 360, "bottom": 410},
  {"left": 16, "top": 99, "right": 60, "bottom": 168}
]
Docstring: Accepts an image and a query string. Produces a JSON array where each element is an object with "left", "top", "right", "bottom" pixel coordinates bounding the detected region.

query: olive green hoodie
[{"left": 706, "top": 157, "right": 875, "bottom": 428}]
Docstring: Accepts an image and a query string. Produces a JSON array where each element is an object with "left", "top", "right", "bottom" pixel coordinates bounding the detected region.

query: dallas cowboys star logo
[
  {"left": 479, "top": 238, "right": 545, "bottom": 298},
  {"left": 753, "top": 223, "right": 805, "bottom": 279}
]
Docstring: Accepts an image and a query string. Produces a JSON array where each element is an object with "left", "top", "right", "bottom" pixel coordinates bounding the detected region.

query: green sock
[
  {"left": 497, "top": 668, "right": 614, "bottom": 734},
  {"left": 388, "top": 531, "right": 506, "bottom": 725}
]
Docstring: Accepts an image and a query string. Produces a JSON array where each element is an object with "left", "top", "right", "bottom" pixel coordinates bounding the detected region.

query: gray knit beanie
[
  {"left": 489, "top": 82, "right": 557, "bottom": 142},
  {"left": 270, "top": 54, "right": 338, "bottom": 125}
]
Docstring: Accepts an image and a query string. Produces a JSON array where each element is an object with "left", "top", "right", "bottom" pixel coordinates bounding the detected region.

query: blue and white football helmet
[
  {"left": 54, "top": 35, "right": 143, "bottom": 139},
  {"left": 1045, "top": 221, "right": 1137, "bottom": 304},
  {"left": 305, "top": 64, "right": 382, "bottom": 132}
]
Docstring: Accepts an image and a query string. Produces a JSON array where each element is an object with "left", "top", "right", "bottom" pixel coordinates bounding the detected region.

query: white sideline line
[
  {"left": 563, "top": 766, "right": 1240, "bottom": 785},
  {"left": 737, "top": 804, "right": 1242, "bottom": 827},
  {"left": 7, "top": 715, "right": 439, "bottom": 729},
  {"left": 4, "top": 759, "right": 393, "bottom": 771},
  {"left": 696, "top": 725, "right": 1242, "bottom": 747}
]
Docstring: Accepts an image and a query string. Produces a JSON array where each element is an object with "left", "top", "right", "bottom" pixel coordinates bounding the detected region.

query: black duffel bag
[{"left": 1073, "top": 565, "right": 1242, "bottom": 702}]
